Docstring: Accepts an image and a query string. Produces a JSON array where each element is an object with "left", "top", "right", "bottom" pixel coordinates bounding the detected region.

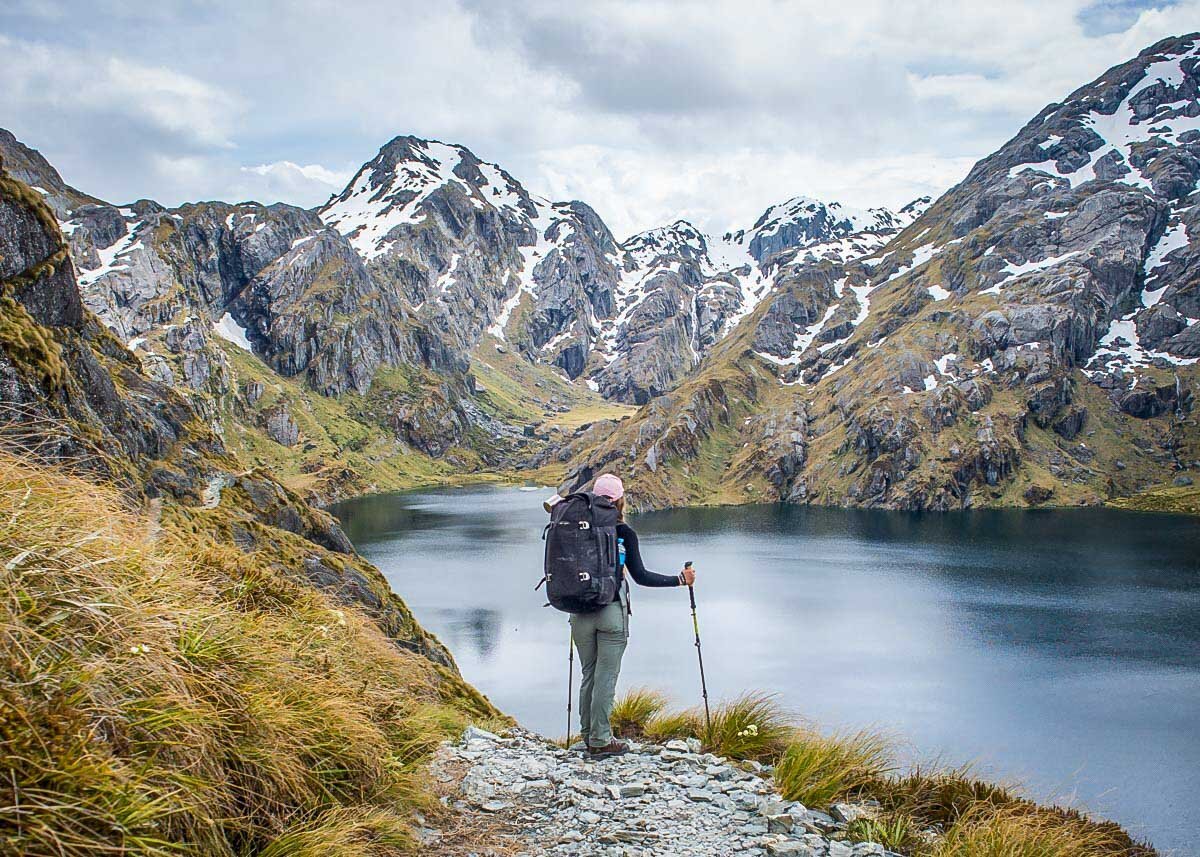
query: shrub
[
  {"left": 702, "top": 693, "right": 794, "bottom": 762},
  {"left": 845, "top": 812, "right": 928, "bottom": 853},
  {"left": 876, "top": 765, "right": 1018, "bottom": 826}
]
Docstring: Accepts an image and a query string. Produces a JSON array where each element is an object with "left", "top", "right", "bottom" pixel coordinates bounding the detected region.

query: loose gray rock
[{"left": 433, "top": 727, "right": 883, "bottom": 856}]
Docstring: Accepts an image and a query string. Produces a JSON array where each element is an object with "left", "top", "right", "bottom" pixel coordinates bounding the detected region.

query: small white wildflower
[{"left": 331, "top": 609, "right": 347, "bottom": 627}]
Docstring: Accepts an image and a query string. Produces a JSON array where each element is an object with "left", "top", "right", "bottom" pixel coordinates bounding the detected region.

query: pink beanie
[{"left": 593, "top": 473, "right": 624, "bottom": 501}]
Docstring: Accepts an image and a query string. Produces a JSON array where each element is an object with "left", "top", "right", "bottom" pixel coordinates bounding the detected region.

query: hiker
[{"left": 548, "top": 473, "right": 696, "bottom": 757}]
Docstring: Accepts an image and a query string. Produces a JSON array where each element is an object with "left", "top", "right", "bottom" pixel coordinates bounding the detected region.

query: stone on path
[{"left": 431, "top": 727, "right": 887, "bottom": 856}]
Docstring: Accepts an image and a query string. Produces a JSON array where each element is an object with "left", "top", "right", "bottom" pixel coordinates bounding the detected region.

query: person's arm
[{"left": 620, "top": 526, "right": 686, "bottom": 587}]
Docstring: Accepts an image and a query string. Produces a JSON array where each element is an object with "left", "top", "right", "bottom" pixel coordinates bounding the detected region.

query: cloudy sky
[{"left": 1, "top": 0, "right": 1196, "bottom": 238}]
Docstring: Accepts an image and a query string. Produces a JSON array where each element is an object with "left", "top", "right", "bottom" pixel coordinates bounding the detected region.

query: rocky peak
[
  {"left": 727, "top": 196, "right": 930, "bottom": 264},
  {"left": 319, "top": 135, "right": 538, "bottom": 262},
  {"left": 620, "top": 220, "right": 712, "bottom": 268}
]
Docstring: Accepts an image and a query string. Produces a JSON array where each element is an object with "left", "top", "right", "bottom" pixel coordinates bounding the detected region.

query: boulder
[
  {"left": 265, "top": 407, "right": 300, "bottom": 447},
  {"left": 1024, "top": 484, "right": 1054, "bottom": 505}
]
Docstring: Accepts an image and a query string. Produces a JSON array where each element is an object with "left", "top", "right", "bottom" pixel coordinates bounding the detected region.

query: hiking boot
[{"left": 587, "top": 740, "right": 629, "bottom": 758}]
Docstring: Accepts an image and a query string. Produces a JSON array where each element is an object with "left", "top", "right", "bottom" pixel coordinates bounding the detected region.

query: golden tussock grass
[{"left": 0, "top": 451, "right": 487, "bottom": 856}]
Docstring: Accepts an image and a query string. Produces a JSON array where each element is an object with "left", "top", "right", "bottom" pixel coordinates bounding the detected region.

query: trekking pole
[
  {"left": 685, "top": 561, "right": 712, "bottom": 737},
  {"left": 566, "top": 625, "right": 574, "bottom": 746}
]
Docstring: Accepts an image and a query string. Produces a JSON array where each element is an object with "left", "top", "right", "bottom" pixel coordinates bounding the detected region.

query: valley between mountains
[{"left": 6, "top": 31, "right": 1200, "bottom": 515}]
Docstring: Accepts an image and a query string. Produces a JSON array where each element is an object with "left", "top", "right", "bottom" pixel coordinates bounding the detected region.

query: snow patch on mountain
[
  {"left": 1087, "top": 314, "right": 1199, "bottom": 374},
  {"left": 1007, "top": 42, "right": 1200, "bottom": 192},
  {"left": 213, "top": 312, "right": 253, "bottom": 351},
  {"left": 488, "top": 199, "right": 569, "bottom": 341},
  {"left": 77, "top": 219, "right": 144, "bottom": 287},
  {"left": 981, "top": 250, "right": 1083, "bottom": 295},
  {"left": 1142, "top": 214, "right": 1191, "bottom": 306},
  {"left": 320, "top": 140, "right": 470, "bottom": 261}
]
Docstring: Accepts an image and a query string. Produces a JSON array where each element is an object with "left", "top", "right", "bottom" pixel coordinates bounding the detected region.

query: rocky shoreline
[{"left": 428, "top": 727, "right": 892, "bottom": 857}]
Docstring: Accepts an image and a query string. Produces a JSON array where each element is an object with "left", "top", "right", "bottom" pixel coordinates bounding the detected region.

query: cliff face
[
  {"left": 559, "top": 34, "right": 1200, "bottom": 512},
  {"left": 0, "top": 155, "right": 470, "bottom": 668}
]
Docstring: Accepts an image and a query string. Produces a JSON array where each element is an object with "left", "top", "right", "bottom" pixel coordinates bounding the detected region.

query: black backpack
[{"left": 540, "top": 491, "right": 620, "bottom": 613}]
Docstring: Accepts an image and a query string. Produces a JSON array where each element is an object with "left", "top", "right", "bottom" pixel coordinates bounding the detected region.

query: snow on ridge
[
  {"left": 749, "top": 197, "right": 877, "bottom": 240},
  {"left": 320, "top": 139, "right": 473, "bottom": 261},
  {"left": 735, "top": 196, "right": 917, "bottom": 247},
  {"left": 476, "top": 160, "right": 528, "bottom": 213}
]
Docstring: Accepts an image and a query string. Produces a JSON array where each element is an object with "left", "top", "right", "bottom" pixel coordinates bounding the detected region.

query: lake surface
[{"left": 331, "top": 487, "right": 1200, "bottom": 854}]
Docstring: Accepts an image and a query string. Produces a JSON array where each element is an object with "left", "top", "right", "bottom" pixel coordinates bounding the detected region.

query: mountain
[
  {"left": 4, "top": 124, "right": 921, "bottom": 505},
  {"left": 0, "top": 131, "right": 576, "bottom": 502},
  {"left": 316, "top": 134, "right": 926, "bottom": 405},
  {"left": 556, "top": 32, "right": 1200, "bottom": 512},
  {"left": 0, "top": 151, "right": 491, "bottom": 667},
  {"left": 7, "top": 31, "right": 1196, "bottom": 516},
  {"left": 584, "top": 200, "right": 927, "bottom": 403}
]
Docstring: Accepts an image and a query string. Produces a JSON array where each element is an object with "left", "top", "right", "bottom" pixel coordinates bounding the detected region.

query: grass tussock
[
  {"left": 931, "top": 805, "right": 1127, "bottom": 857},
  {"left": 610, "top": 687, "right": 668, "bottom": 738},
  {"left": 643, "top": 708, "right": 704, "bottom": 742},
  {"left": 704, "top": 693, "right": 795, "bottom": 762},
  {"left": 609, "top": 690, "right": 1154, "bottom": 857},
  {"left": 0, "top": 451, "right": 493, "bottom": 856},
  {"left": 774, "top": 726, "right": 893, "bottom": 806}
]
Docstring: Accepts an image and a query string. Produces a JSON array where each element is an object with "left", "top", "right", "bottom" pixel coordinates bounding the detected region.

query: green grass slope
[{"left": 0, "top": 450, "right": 503, "bottom": 856}]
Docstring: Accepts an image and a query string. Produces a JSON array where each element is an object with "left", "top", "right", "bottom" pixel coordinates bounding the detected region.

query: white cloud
[
  {"left": 238, "top": 161, "right": 353, "bottom": 206},
  {"left": 529, "top": 145, "right": 976, "bottom": 240},
  {"left": 0, "top": 34, "right": 243, "bottom": 148},
  {"left": 1, "top": 0, "right": 1197, "bottom": 235}
]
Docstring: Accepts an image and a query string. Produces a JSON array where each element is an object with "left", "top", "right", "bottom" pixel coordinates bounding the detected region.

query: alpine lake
[{"left": 331, "top": 486, "right": 1200, "bottom": 854}]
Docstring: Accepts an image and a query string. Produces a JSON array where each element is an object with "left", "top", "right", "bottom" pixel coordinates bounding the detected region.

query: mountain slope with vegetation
[
  {"left": 555, "top": 32, "right": 1200, "bottom": 513},
  {"left": 0, "top": 142, "right": 501, "bottom": 855},
  {"left": 0, "top": 449, "right": 498, "bottom": 856}
]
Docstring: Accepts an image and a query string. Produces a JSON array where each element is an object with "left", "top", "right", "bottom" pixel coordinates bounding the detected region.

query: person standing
[{"left": 568, "top": 473, "right": 696, "bottom": 757}]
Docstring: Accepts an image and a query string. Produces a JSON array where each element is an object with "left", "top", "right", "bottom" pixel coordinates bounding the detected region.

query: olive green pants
[{"left": 569, "top": 590, "right": 629, "bottom": 748}]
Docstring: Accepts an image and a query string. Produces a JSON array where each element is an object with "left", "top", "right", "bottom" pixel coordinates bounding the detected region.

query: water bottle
[{"left": 617, "top": 537, "right": 626, "bottom": 570}]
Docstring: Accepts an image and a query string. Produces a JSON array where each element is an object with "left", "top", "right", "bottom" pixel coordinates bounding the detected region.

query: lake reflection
[{"left": 332, "top": 487, "right": 1200, "bottom": 855}]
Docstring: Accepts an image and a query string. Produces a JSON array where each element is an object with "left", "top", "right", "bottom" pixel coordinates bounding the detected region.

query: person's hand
[{"left": 680, "top": 566, "right": 696, "bottom": 586}]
